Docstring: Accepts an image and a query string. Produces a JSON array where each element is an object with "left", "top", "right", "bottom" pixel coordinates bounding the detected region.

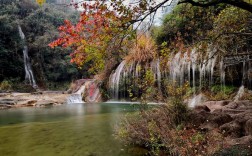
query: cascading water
[
  {"left": 67, "top": 84, "right": 86, "bottom": 104},
  {"left": 109, "top": 61, "right": 126, "bottom": 100},
  {"left": 220, "top": 57, "right": 225, "bottom": 91},
  {"left": 67, "top": 80, "right": 101, "bottom": 103},
  {"left": 109, "top": 46, "right": 219, "bottom": 100},
  {"left": 234, "top": 85, "right": 245, "bottom": 101},
  {"left": 109, "top": 59, "right": 162, "bottom": 100},
  {"left": 167, "top": 46, "right": 218, "bottom": 88},
  {"left": 18, "top": 25, "right": 37, "bottom": 88},
  {"left": 249, "top": 61, "right": 252, "bottom": 88},
  {"left": 109, "top": 44, "right": 251, "bottom": 101}
]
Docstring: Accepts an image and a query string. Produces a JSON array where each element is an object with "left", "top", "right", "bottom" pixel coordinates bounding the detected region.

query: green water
[{"left": 0, "top": 103, "right": 147, "bottom": 156}]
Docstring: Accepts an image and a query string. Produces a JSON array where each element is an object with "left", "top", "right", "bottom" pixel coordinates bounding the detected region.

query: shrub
[
  {"left": 115, "top": 82, "right": 225, "bottom": 155},
  {"left": 208, "top": 85, "right": 237, "bottom": 100},
  {"left": 125, "top": 34, "right": 157, "bottom": 63},
  {"left": 0, "top": 80, "right": 12, "bottom": 91},
  {"left": 115, "top": 103, "right": 223, "bottom": 155}
]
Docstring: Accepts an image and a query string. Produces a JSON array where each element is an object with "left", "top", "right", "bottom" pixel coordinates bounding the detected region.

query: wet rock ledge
[{"left": 0, "top": 92, "right": 69, "bottom": 109}]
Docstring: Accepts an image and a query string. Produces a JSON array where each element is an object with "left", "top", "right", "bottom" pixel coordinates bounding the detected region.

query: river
[{"left": 0, "top": 103, "right": 147, "bottom": 156}]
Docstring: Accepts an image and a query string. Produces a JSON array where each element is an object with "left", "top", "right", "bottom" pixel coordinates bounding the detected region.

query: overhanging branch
[{"left": 178, "top": 0, "right": 252, "bottom": 13}]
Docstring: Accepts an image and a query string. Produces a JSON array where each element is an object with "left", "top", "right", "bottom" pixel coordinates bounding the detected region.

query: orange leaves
[{"left": 48, "top": 0, "right": 140, "bottom": 72}]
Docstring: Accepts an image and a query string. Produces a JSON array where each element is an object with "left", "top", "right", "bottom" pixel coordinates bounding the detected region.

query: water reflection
[{"left": 0, "top": 103, "right": 146, "bottom": 156}]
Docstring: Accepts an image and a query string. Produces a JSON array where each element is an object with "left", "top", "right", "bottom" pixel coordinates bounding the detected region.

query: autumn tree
[{"left": 49, "top": 0, "right": 251, "bottom": 75}]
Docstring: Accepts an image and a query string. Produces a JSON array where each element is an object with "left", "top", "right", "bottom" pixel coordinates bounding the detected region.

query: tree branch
[{"left": 178, "top": 0, "right": 252, "bottom": 13}]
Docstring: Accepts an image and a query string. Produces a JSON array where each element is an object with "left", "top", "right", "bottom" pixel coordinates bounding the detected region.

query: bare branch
[{"left": 178, "top": 0, "right": 252, "bottom": 13}]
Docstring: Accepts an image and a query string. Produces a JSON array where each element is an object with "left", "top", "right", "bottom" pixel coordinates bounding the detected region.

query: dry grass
[
  {"left": 115, "top": 104, "right": 224, "bottom": 156},
  {"left": 125, "top": 34, "right": 157, "bottom": 63}
]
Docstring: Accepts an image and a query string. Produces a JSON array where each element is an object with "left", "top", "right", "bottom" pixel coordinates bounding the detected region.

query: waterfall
[
  {"left": 168, "top": 47, "right": 217, "bottom": 89},
  {"left": 234, "top": 85, "right": 245, "bottom": 101},
  {"left": 249, "top": 61, "right": 252, "bottom": 88},
  {"left": 109, "top": 44, "right": 252, "bottom": 101},
  {"left": 67, "top": 80, "right": 101, "bottom": 103},
  {"left": 67, "top": 94, "right": 84, "bottom": 103},
  {"left": 109, "top": 61, "right": 126, "bottom": 99},
  {"left": 67, "top": 85, "right": 85, "bottom": 104},
  {"left": 109, "top": 46, "right": 220, "bottom": 100},
  {"left": 109, "top": 59, "right": 162, "bottom": 100},
  {"left": 188, "top": 94, "right": 207, "bottom": 108},
  {"left": 220, "top": 57, "right": 225, "bottom": 91},
  {"left": 151, "top": 59, "right": 161, "bottom": 89},
  {"left": 18, "top": 25, "right": 37, "bottom": 88}
]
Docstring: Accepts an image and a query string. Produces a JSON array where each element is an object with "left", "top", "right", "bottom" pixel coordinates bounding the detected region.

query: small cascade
[
  {"left": 188, "top": 94, "right": 208, "bottom": 108},
  {"left": 67, "top": 94, "right": 83, "bottom": 103},
  {"left": 18, "top": 25, "right": 37, "bottom": 88},
  {"left": 249, "top": 61, "right": 252, "bottom": 88},
  {"left": 234, "top": 85, "right": 245, "bottom": 102},
  {"left": 220, "top": 57, "right": 225, "bottom": 91},
  {"left": 67, "top": 80, "right": 101, "bottom": 104},
  {"left": 67, "top": 84, "right": 86, "bottom": 104},
  {"left": 242, "top": 61, "right": 246, "bottom": 84},
  {"left": 151, "top": 59, "right": 161, "bottom": 89}
]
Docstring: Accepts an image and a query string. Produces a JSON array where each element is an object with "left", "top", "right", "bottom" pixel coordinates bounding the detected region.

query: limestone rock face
[
  {"left": 0, "top": 92, "right": 69, "bottom": 109},
  {"left": 220, "top": 121, "right": 243, "bottom": 137},
  {"left": 67, "top": 79, "right": 103, "bottom": 103},
  {"left": 192, "top": 100, "right": 252, "bottom": 148},
  {"left": 83, "top": 81, "right": 102, "bottom": 103}
]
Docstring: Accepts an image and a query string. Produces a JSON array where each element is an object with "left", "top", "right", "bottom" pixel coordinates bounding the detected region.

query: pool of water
[{"left": 0, "top": 103, "right": 147, "bottom": 156}]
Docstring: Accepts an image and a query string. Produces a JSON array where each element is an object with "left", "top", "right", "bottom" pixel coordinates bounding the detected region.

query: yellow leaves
[
  {"left": 36, "top": 0, "right": 46, "bottom": 6},
  {"left": 166, "top": 81, "right": 189, "bottom": 98}
]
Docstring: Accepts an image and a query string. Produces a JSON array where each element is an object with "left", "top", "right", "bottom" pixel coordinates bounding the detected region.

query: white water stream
[{"left": 18, "top": 25, "right": 37, "bottom": 88}]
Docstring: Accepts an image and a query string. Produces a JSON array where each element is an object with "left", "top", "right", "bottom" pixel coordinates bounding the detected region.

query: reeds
[{"left": 125, "top": 34, "right": 157, "bottom": 63}]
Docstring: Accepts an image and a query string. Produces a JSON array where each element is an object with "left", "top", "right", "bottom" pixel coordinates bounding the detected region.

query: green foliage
[
  {"left": 153, "top": 4, "right": 218, "bottom": 46},
  {"left": 211, "top": 6, "right": 251, "bottom": 55},
  {"left": 0, "top": 0, "right": 84, "bottom": 88},
  {"left": 208, "top": 85, "right": 237, "bottom": 100},
  {"left": 0, "top": 80, "right": 12, "bottom": 91},
  {"left": 211, "top": 85, "right": 236, "bottom": 95},
  {"left": 153, "top": 4, "right": 251, "bottom": 59}
]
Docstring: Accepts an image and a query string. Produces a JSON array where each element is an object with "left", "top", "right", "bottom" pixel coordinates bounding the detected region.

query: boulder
[
  {"left": 194, "top": 105, "right": 211, "bottom": 112},
  {"left": 189, "top": 111, "right": 209, "bottom": 127},
  {"left": 225, "top": 102, "right": 238, "bottom": 109},
  {"left": 203, "top": 100, "right": 231, "bottom": 111},
  {"left": 209, "top": 113, "right": 233, "bottom": 127},
  {"left": 232, "top": 112, "right": 252, "bottom": 125},
  {"left": 227, "top": 135, "right": 252, "bottom": 146},
  {"left": 220, "top": 121, "right": 243, "bottom": 137}
]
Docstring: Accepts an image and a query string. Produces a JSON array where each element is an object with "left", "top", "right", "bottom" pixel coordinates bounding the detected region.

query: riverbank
[
  {"left": 0, "top": 92, "right": 69, "bottom": 109},
  {"left": 115, "top": 99, "right": 252, "bottom": 155}
]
